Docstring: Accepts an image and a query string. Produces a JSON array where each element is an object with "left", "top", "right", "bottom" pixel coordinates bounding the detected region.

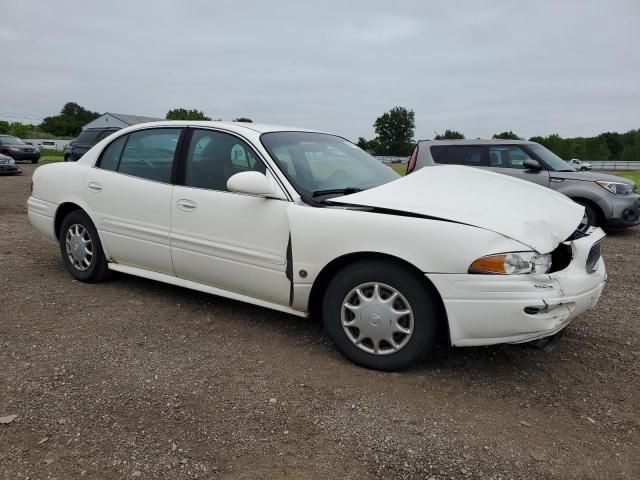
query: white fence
[{"left": 589, "top": 161, "right": 640, "bottom": 171}]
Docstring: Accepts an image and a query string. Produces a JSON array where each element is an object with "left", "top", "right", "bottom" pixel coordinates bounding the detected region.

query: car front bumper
[
  {"left": 0, "top": 164, "right": 22, "bottom": 175},
  {"left": 427, "top": 228, "right": 607, "bottom": 347},
  {"left": 7, "top": 150, "right": 40, "bottom": 161},
  {"left": 604, "top": 193, "right": 640, "bottom": 229}
]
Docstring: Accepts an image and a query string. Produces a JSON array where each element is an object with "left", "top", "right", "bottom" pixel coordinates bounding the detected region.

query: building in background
[{"left": 82, "top": 112, "right": 162, "bottom": 131}]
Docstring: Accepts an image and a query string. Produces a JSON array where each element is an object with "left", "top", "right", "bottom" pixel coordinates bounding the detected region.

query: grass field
[
  {"left": 39, "top": 149, "right": 64, "bottom": 163},
  {"left": 616, "top": 170, "right": 640, "bottom": 184},
  {"left": 390, "top": 163, "right": 406, "bottom": 175}
]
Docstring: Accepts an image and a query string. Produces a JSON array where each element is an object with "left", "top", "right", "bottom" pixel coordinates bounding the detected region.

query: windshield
[
  {"left": 261, "top": 132, "right": 399, "bottom": 200},
  {"left": 0, "top": 136, "right": 26, "bottom": 145},
  {"left": 528, "top": 144, "right": 576, "bottom": 172}
]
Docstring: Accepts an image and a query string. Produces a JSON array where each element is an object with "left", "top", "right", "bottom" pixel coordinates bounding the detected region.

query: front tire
[
  {"left": 322, "top": 260, "right": 441, "bottom": 371},
  {"left": 575, "top": 200, "right": 599, "bottom": 233},
  {"left": 58, "top": 210, "right": 110, "bottom": 283}
]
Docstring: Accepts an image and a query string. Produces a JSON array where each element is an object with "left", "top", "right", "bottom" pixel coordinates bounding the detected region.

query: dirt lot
[{"left": 1, "top": 164, "right": 639, "bottom": 479}]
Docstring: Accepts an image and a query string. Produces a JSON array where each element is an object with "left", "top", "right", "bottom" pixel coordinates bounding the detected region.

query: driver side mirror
[
  {"left": 523, "top": 159, "right": 542, "bottom": 171},
  {"left": 227, "top": 171, "right": 279, "bottom": 197}
]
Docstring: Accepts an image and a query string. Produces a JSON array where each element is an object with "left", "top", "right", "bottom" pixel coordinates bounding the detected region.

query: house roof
[{"left": 106, "top": 112, "right": 163, "bottom": 125}]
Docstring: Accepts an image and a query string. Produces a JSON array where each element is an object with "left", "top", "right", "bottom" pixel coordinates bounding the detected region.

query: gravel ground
[{"left": 1, "top": 165, "right": 639, "bottom": 479}]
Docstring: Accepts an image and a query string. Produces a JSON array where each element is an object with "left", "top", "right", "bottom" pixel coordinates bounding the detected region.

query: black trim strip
[
  {"left": 327, "top": 201, "right": 469, "bottom": 225},
  {"left": 285, "top": 234, "right": 293, "bottom": 306}
]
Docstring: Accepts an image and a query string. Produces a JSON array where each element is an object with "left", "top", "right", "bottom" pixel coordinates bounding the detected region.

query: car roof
[
  {"left": 120, "top": 120, "right": 326, "bottom": 135},
  {"left": 417, "top": 139, "right": 536, "bottom": 146}
]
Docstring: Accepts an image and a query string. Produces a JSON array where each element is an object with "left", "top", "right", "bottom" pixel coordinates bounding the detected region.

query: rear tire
[
  {"left": 58, "top": 210, "right": 110, "bottom": 283},
  {"left": 31, "top": 159, "right": 38, "bottom": 164},
  {"left": 322, "top": 259, "right": 441, "bottom": 371}
]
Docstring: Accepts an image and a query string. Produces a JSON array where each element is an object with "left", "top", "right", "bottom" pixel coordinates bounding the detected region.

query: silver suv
[{"left": 407, "top": 139, "right": 639, "bottom": 232}]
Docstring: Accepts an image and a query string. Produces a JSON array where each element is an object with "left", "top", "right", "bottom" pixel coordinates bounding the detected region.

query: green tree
[
  {"left": 0, "top": 120, "right": 9, "bottom": 134},
  {"left": 492, "top": 131, "right": 521, "bottom": 140},
  {"left": 356, "top": 137, "right": 380, "bottom": 153},
  {"left": 8, "top": 122, "right": 32, "bottom": 138},
  {"left": 373, "top": 106, "right": 415, "bottom": 155},
  {"left": 39, "top": 102, "right": 100, "bottom": 136},
  {"left": 165, "top": 108, "right": 211, "bottom": 120},
  {"left": 602, "top": 132, "right": 623, "bottom": 160},
  {"left": 233, "top": 117, "right": 253, "bottom": 123},
  {"left": 435, "top": 129, "right": 465, "bottom": 140}
]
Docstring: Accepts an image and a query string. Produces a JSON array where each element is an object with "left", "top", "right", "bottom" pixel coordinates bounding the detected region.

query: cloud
[{"left": 1, "top": 0, "right": 638, "bottom": 140}]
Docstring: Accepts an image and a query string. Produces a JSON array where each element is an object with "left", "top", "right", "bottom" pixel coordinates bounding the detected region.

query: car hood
[
  {"left": 551, "top": 170, "right": 635, "bottom": 185},
  {"left": 333, "top": 165, "right": 584, "bottom": 254}
]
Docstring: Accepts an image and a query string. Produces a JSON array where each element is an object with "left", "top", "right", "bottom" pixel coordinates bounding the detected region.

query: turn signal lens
[
  {"left": 469, "top": 254, "right": 508, "bottom": 274},
  {"left": 469, "top": 252, "right": 552, "bottom": 275}
]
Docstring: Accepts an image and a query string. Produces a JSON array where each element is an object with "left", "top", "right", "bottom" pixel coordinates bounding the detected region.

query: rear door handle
[
  {"left": 176, "top": 199, "right": 197, "bottom": 212},
  {"left": 87, "top": 182, "right": 103, "bottom": 192}
]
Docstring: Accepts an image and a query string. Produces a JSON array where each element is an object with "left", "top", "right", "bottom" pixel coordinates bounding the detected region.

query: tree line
[
  {"left": 0, "top": 103, "right": 252, "bottom": 139},
  {"left": 2, "top": 102, "right": 638, "bottom": 161},
  {"left": 356, "top": 108, "right": 639, "bottom": 160}
]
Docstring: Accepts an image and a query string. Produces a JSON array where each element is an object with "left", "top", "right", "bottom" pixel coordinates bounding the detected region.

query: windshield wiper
[{"left": 311, "top": 187, "right": 363, "bottom": 198}]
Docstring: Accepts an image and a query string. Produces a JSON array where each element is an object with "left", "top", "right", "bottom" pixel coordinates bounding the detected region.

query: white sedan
[{"left": 28, "top": 121, "right": 607, "bottom": 370}]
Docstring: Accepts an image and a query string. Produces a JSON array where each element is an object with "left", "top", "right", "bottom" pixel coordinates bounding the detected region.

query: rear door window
[
  {"left": 117, "top": 128, "right": 182, "bottom": 183},
  {"left": 488, "top": 146, "right": 533, "bottom": 169},
  {"left": 98, "top": 135, "right": 128, "bottom": 171},
  {"left": 430, "top": 145, "right": 486, "bottom": 166}
]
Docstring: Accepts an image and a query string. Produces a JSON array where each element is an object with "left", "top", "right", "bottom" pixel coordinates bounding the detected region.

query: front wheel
[
  {"left": 58, "top": 210, "right": 110, "bottom": 283},
  {"left": 322, "top": 260, "right": 441, "bottom": 371},
  {"left": 575, "top": 200, "right": 599, "bottom": 233},
  {"left": 31, "top": 159, "right": 38, "bottom": 164}
]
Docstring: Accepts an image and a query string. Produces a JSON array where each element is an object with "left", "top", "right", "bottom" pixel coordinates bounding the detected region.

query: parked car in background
[
  {"left": 39, "top": 140, "right": 59, "bottom": 151},
  {"left": 63, "top": 127, "right": 120, "bottom": 162},
  {"left": 407, "top": 139, "right": 639, "bottom": 232},
  {"left": 28, "top": 121, "right": 606, "bottom": 370},
  {"left": 0, "top": 135, "right": 40, "bottom": 163},
  {"left": 568, "top": 158, "right": 592, "bottom": 171},
  {"left": 0, "top": 152, "right": 22, "bottom": 175}
]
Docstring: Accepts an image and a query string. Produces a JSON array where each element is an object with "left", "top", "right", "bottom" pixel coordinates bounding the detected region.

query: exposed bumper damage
[{"left": 427, "top": 228, "right": 607, "bottom": 347}]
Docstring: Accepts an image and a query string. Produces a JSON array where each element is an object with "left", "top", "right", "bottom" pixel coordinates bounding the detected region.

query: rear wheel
[
  {"left": 322, "top": 260, "right": 441, "bottom": 371},
  {"left": 58, "top": 210, "right": 110, "bottom": 283}
]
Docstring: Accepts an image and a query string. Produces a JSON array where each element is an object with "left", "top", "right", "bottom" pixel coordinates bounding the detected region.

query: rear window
[
  {"left": 431, "top": 145, "right": 486, "bottom": 166},
  {"left": 75, "top": 130, "right": 103, "bottom": 144}
]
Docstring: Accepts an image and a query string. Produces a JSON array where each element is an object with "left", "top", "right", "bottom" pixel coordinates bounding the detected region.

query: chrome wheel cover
[
  {"left": 65, "top": 224, "right": 93, "bottom": 272},
  {"left": 341, "top": 282, "right": 414, "bottom": 355}
]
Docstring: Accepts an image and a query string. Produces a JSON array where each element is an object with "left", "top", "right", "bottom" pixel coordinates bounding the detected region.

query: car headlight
[
  {"left": 8, "top": 146, "right": 20, "bottom": 152},
  {"left": 7, "top": 158, "right": 15, "bottom": 165},
  {"left": 596, "top": 180, "right": 634, "bottom": 195},
  {"left": 469, "top": 252, "right": 552, "bottom": 275}
]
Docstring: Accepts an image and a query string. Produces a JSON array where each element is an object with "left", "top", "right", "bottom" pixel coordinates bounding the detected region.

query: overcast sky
[{"left": 2, "top": 0, "right": 639, "bottom": 140}]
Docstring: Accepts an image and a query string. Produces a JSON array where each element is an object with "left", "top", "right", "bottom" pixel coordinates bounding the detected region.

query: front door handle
[
  {"left": 176, "top": 199, "right": 197, "bottom": 212},
  {"left": 87, "top": 182, "right": 103, "bottom": 192}
]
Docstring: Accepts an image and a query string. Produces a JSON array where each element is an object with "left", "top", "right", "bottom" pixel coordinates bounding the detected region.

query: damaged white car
[{"left": 28, "top": 122, "right": 606, "bottom": 370}]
